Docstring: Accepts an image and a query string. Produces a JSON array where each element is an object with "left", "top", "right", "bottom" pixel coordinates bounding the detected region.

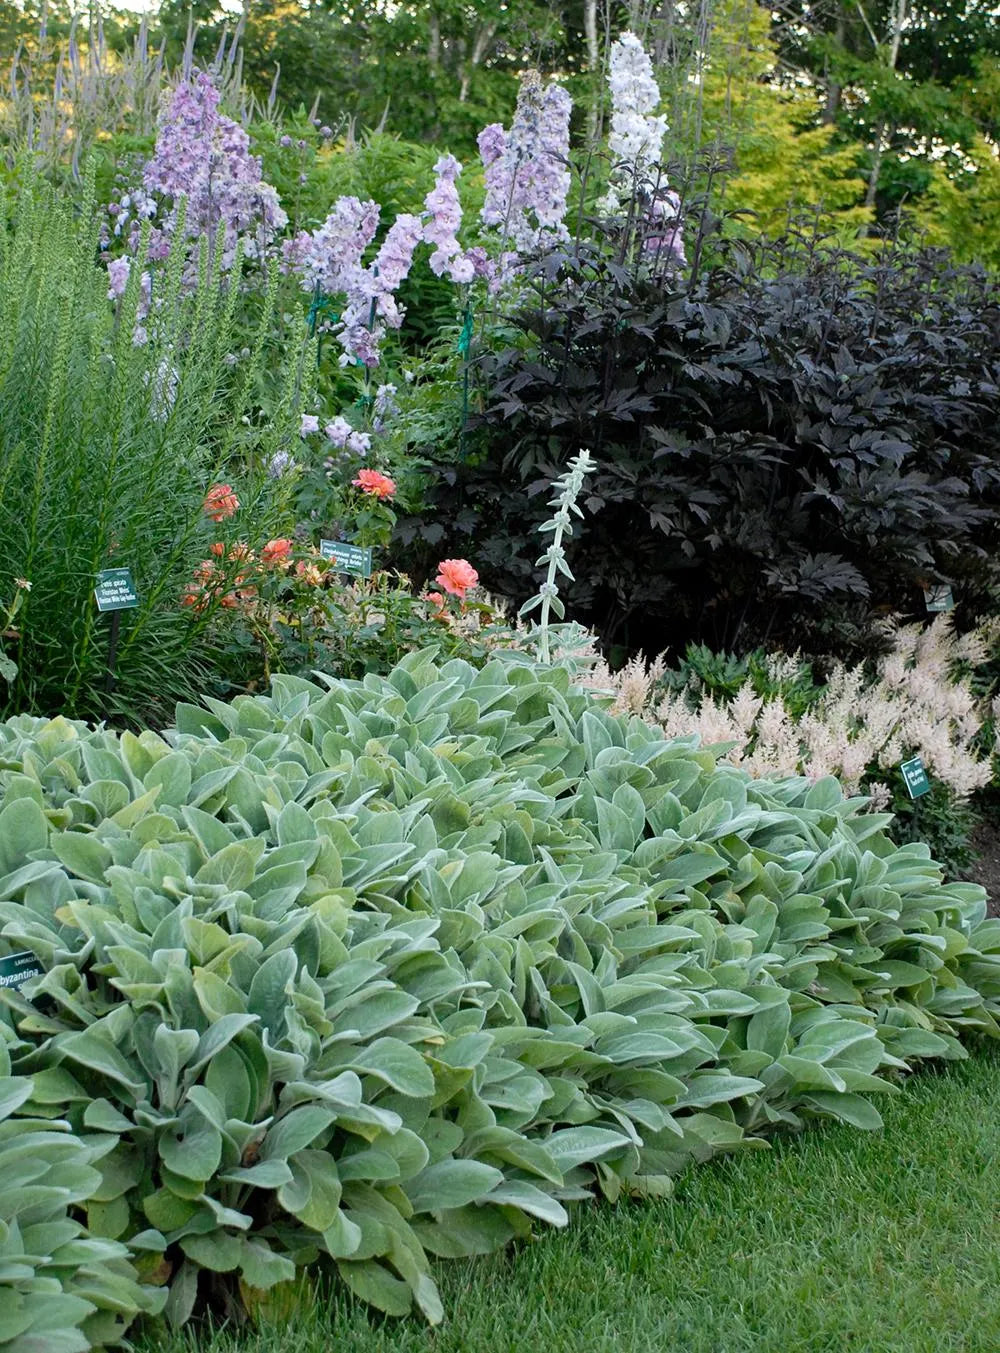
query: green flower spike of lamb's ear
[
  {"left": 519, "top": 449, "right": 596, "bottom": 664},
  {"left": 0, "top": 652, "right": 997, "bottom": 1347}
]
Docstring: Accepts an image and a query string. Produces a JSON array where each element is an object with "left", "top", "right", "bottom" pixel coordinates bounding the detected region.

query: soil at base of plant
[{"left": 965, "top": 823, "right": 1000, "bottom": 918}]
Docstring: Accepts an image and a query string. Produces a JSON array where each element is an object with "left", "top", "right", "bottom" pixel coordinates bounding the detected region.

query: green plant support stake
[
  {"left": 458, "top": 303, "right": 473, "bottom": 458},
  {"left": 307, "top": 285, "right": 339, "bottom": 366}
]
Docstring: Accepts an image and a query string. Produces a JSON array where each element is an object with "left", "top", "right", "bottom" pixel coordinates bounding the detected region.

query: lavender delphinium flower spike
[
  {"left": 131, "top": 70, "right": 286, "bottom": 273},
  {"left": 479, "top": 71, "right": 571, "bottom": 269},
  {"left": 424, "top": 155, "right": 475, "bottom": 284}
]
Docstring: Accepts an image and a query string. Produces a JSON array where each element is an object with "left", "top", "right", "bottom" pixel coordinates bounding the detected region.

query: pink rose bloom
[
  {"left": 295, "top": 560, "right": 323, "bottom": 585},
  {"left": 435, "top": 558, "right": 478, "bottom": 598}
]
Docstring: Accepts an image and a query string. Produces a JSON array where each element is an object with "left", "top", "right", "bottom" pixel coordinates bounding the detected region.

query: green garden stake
[
  {"left": 94, "top": 567, "right": 139, "bottom": 718},
  {"left": 457, "top": 305, "right": 474, "bottom": 358},
  {"left": 458, "top": 303, "right": 473, "bottom": 458},
  {"left": 307, "top": 285, "right": 339, "bottom": 365}
]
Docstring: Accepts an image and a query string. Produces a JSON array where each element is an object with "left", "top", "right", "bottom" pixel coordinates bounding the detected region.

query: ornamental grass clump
[
  {"left": 0, "top": 653, "right": 999, "bottom": 1346},
  {"left": 0, "top": 174, "right": 299, "bottom": 723}
]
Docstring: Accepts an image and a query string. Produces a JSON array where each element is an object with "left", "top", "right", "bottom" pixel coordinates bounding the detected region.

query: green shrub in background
[
  {"left": 0, "top": 653, "right": 998, "bottom": 1346},
  {"left": 0, "top": 175, "right": 302, "bottom": 726}
]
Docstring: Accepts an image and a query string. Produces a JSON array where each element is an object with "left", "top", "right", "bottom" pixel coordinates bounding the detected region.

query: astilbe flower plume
[{"left": 624, "top": 613, "right": 994, "bottom": 801}]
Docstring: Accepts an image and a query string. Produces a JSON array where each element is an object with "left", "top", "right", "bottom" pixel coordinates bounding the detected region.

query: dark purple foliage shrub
[{"left": 402, "top": 230, "right": 1000, "bottom": 658}]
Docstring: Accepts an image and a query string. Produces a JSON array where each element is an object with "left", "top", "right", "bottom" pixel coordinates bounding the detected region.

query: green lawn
[{"left": 142, "top": 1053, "right": 1000, "bottom": 1353}]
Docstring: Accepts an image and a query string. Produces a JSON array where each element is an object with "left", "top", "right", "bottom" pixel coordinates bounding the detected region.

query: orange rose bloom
[
  {"left": 261, "top": 537, "right": 294, "bottom": 565},
  {"left": 295, "top": 560, "right": 323, "bottom": 586},
  {"left": 352, "top": 468, "right": 397, "bottom": 500},
  {"left": 203, "top": 484, "right": 239, "bottom": 522},
  {"left": 434, "top": 558, "right": 478, "bottom": 598}
]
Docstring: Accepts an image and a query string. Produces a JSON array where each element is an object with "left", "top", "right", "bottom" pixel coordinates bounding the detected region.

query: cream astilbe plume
[
  {"left": 867, "top": 781, "right": 892, "bottom": 811},
  {"left": 745, "top": 699, "right": 801, "bottom": 779},
  {"left": 609, "top": 653, "right": 665, "bottom": 715},
  {"left": 599, "top": 606, "right": 994, "bottom": 803},
  {"left": 764, "top": 651, "right": 804, "bottom": 685}
]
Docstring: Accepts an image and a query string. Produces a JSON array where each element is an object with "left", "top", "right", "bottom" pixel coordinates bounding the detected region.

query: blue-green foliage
[{"left": 0, "top": 653, "right": 998, "bottom": 1345}]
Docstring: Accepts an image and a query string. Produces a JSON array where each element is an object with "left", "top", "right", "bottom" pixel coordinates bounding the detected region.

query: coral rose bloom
[
  {"left": 352, "top": 468, "right": 397, "bottom": 500},
  {"left": 435, "top": 558, "right": 478, "bottom": 598},
  {"left": 295, "top": 560, "right": 323, "bottom": 586},
  {"left": 261, "top": 537, "right": 294, "bottom": 565},
  {"left": 181, "top": 584, "right": 207, "bottom": 610},
  {"left": 203, "top": 484, "right": 239, "bottom": 522}
]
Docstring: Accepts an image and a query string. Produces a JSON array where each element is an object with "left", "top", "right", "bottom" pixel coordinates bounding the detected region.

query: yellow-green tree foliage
[
  {"left": 912, "top": 137, "right": 1000, "bottom": 271},
  {"left": 680, "top": 0, "right": 872, "bottom": 238}
]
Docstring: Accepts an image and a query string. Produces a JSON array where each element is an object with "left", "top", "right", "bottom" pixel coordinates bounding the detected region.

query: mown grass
[{"left": 142, "top": 1052, "right": 1000, "bottom": 1353}]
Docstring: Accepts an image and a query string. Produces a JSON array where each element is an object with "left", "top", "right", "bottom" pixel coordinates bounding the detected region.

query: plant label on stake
[
  {"left": 0, "top": 950, "right": 44, "bottom": 993},
  {"left": 94, "top": 568, "right": 139, "bottom": 612},
  {"left": 94, "top": 568, "right": 139, "bottom": 716},
  {"left": 319, "top": 541, "right": 373, "bottom": 578},
  {"left": 923, "top": 585, "right": 954, "bottom": 613},
  {"left": 900, "top": 756, "right": 931, "bottom": 799}
]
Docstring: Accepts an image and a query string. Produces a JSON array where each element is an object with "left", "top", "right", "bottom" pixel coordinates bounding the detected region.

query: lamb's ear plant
[
  {"left": 0, "top": 654, "right": 999, "bottom": 1346},
  {"left": 0, "top": 1044, "right": 164, "bottom": 1351},
  {"left": 519, "top": 449, "right": 595, "bottom": 664}
]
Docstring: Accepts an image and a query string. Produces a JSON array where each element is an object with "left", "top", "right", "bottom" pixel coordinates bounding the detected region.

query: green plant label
[
  {"left": 923, "top": 585, "right": 954, "bottom": 613},
  {"left": 319, "top": 540, "right": 373, "bottom": 578},
  {"left": 0, "top": 950, "right": 43, "bottom": 992},
  {"left": 94, "top": 568, "right": 139, "bottom": 612},
  {"left": 900, "top": 756, "right": 931, "bottom": 799}
]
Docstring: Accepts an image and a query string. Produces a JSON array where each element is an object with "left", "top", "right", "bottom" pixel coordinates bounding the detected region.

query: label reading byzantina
[
  {"left": 0, "top": 951, "right": 44, "bottom": 992},
  {"left": 900, "top": 755, "right": 931, "bottom": 799},
  {"left": 94, "top": 568, "right": 139, "bottom": 612},
  {"left": 319, "top": 540, "right": 373, "bottom": 578}
]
